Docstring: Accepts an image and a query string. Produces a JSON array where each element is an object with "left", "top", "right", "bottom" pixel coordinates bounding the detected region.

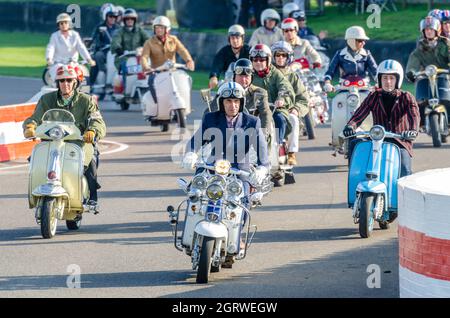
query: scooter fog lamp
[
  {"left": 347, "top": 94, "right": 359, "bottom": 108},
  {"left": 48, "top": 126, "right": 64, "bottom": 140},
  {"left": 370, "top": 126, "right": 385, "bottom": 141},
  {"left": 227, "top": 180, "right": 243, "bottom": 196},
  {"left": 206, "top": 183, "right": 224, "bottom": 201},
  {"left": 425, "top": 65, "right": 437, "bottom": 77},
  {"left": 192, "top": 175, "right": 208, "bottom": 190}
]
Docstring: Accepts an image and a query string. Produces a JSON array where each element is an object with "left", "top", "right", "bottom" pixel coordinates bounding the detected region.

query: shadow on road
[
  {"left": 162, "top": 238, "right": 399, "bottom": 298},
  {"left": 251, "top": 228, "right": 360, "bottom": 243},
  {"left": 293, "top": 165, "right": 347, "bottom": 174},
  {"left": 258, "top": 203, "right": 347, "bottom": 212},
  {"left": 100, "top": 189, "right": 183, "bottom": 198}
]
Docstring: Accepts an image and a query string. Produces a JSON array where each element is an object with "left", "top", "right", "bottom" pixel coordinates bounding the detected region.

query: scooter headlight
[
  {"left": 206, "top": 183, "right": 224, "bottom": 201},
  {"left": 425, "top": 65, "right": 437, "bottom": 77},
  {"left": 347, "top": 94, "right": 359, "bottom": 108},
  {"left": 215, "top": 159, "right": 231, "bottom": 175},
  {"left": 227, "top": 180, "right": 243, "bottom": 196},
  {"left": 47, "top": 126, "right": 65, "bottom": 140},
  {"left": 206, "top": 212, "right": 219, "bottom": 222},
  {"left": 192, "top": 175, "right": 208, "bottom": 190},
  {"left": 370, "top": 126, "right": 385, "bottom": 141}
]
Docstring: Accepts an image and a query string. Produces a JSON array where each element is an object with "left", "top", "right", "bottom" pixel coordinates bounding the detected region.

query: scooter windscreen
[{"left": 42, "top": 109, "right": 75, "bottom": 123}]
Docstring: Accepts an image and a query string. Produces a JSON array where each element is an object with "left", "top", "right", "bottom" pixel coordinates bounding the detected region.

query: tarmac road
[{"left": 1, "top": 77, "right": 449, "bottom": 298}]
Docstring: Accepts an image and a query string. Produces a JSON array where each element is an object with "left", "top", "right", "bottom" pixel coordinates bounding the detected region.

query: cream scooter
[{"left": 28, "top": 109, "right": 91, "bottom": 239}]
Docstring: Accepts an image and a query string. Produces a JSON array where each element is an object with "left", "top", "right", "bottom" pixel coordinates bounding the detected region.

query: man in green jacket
[
  {"left": 23, "top": 65, "right": 106, "bottom": 213},
  {"left": 111, "top": 8, "right": 149, "bottom": 89},
  {"left": 249, "top": 44, "right": 295, "bottom": 146},
  {"left": 271, "top": 40, "right": 310, "bottom": 165},
  {"left": 406, "top": 16, "right": 450, "bottom": 127}
]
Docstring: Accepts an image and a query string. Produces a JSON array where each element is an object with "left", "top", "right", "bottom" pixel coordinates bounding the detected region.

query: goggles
[
  {"left": 250, "top": 50, "right": 269, "bottom": 58},
  {"left": 221, "top": 88, "right": 244, "bottom": 99},
  {"left": 234, "top": 66, "right": 253, "bottom": 75}
]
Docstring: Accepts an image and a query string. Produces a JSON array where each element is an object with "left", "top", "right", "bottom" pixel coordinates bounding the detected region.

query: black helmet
[{"left": 233, "top": 58, "right": 253, "bottom": 76}]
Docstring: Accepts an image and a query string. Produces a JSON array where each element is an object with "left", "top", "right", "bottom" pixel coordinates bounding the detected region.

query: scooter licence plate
[{"left": 127, "top": 65, "right": 142, "bottom": 74}]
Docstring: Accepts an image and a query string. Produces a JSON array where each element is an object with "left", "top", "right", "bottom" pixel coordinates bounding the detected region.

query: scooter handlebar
[{"left": 195, "top": 162, "right": 251, "bottom": 178}]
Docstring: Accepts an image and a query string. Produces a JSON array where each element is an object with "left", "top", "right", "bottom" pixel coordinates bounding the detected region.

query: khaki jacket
[{"left": 141, "top": 35, "right": 193, "bottom": 70}]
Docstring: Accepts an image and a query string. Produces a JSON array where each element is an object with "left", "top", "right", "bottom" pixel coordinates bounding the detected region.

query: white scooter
[
  {"left": 141, "top": 60, "right": 192, "bottom": 132},
  {"left": 91, "top": 46, "right": 117, "bottom": 100},
  {"left": 329, "top": 76, "right": 373, "bottom": 157},
  {"left": 112, "top": 48, "right": 149, "bottom": 111}
]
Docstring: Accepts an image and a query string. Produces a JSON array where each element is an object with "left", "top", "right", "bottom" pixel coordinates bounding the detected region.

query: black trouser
[
  {"left": 147, "top": 73, "right": 157, "bottom": 104},
  {"left": 90, "top": 50, "right": 107, "bottom": 86},
  {"left": 84, "top": 145, "right": 101, "bottom": 202},
  {"left": 238, "top": 0, "right": 269, "bottom": 27}
]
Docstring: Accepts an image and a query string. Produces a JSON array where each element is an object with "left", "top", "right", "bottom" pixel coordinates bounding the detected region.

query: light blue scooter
[{"left": 347, "top": 125, "right": 403, "bottom": 238}]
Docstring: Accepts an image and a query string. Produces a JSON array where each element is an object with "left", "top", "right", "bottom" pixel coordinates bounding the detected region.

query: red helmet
[
  {"left": 281, "top": 18, "right": 298, "bottom": 32},
  {"left": 55, "top": 65, "right": 78, "bottom": 81}
]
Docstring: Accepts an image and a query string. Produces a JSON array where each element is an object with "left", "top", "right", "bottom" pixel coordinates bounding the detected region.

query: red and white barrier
[
  {"left": 398, "top": 168, "right": 450, "bottom": 297},
  {"left": 0, "top": 103, "right": 37, "bottom": 162}
]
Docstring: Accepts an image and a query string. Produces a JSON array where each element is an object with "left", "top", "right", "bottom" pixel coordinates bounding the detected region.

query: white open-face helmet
[
  {"left": 260, "top": 8, "right": 281, "bottom": 27},
  {"left": 228, "top": 24, "right": 245, "bottom": 37},
  {"left": 377, "top": 59, "right": 404, "bottom": 89},
  {"left": 56, "top": 13, "right": 72, "bottom": 26},
  {"left": 271, "top": 41, "right": 294, "bottom": 66},
  {"left": 282, "top": 2, "right": 300, "bottom": 19},
  {"left": 345, "top": 26, "right": 370, "bottom": 40},
  {"left": 153, "top": 15, "right": 171, "bottom": 31}
]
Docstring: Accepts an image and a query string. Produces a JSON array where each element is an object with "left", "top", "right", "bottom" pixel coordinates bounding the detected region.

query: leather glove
[
  {"left": 406, "top": 71, "right": 415, "bottom": 83},
  {"left": 401, "top": 130, "right": 418, "bottom": 141},
  {"left": 83, "top": 130, "right": 95, "bottom": 143},
  {"left": 181, "top": 152, "right": 198, "bottom": 170},
  {"left": 249, "top": 166, "right": 268, "bottom": 185},
  {"left": 312, "top": 62, "right": 321, "bottom": 69},
  {"left": 23, "top": 123, "right": 36, "bottom": 138},
  {"left": 343, "top": 125, "right": 355, "bottom": 137}
]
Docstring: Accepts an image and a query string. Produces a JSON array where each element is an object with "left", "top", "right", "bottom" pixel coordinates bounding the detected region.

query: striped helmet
[
  {"left": 377, "top": 59, "right": 404, "bottom": 89},
  {"left": 217, "top": 81, "right": 246, "bottom": 112}
]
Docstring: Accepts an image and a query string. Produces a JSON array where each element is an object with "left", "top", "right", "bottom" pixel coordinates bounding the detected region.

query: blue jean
[
  {"left": 348, "top": 138, "right": 412, "bottom": 177},
  {"left": 273, "top": 111, "right": 287, "bottom": 144}
]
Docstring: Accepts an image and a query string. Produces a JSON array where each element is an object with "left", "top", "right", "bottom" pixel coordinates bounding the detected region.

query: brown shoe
[
  {"left": 222, "top": 255, "right": 234, "bottom": 268},
  {"left": 287, "top": 152, "right": 297, "bottom": 165}
]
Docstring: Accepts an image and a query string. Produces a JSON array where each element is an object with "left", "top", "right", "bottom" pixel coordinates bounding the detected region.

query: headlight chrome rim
[
  {"left": 425, "top": 65, "right": 437, "bottom": 77},
  {"left": 192, "top": 175, "right": 208, "bottom": 190},
  {"left": 370, "top": 126, "right": 385, "bottom": 141},
  {"left": 347, "top": 94, "right": 359, "bottom": 108},
  {"left": 48, "top": 126, "right": 65, "bottom": 140},
  {"left": 227, "top": 180, "right": 243, "bottom": 196},
  {"left": 206, "top": 183, "right": 224, "bottom": 200}
]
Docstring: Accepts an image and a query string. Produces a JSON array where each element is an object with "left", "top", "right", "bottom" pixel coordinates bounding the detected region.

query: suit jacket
[
  {"left": 347, "top": 89, "right": 420, "bottom": 156},
  {"left": 188, "top": 111, "right": 270, "bottom": 171}
]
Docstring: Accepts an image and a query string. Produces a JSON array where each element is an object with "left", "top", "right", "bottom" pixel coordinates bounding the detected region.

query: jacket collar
[{"left": 340, "top": 46, "right": 368, "bottom": 61}]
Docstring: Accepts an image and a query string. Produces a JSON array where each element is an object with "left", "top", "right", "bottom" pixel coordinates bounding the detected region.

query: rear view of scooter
[
  {"left": 28, "top": 109, "right": 91, "bottom": 239},
  {"left": 141, "top": 60, "right": 192, "bottom": 132},
  {"left": 113, "top": 48, "right": 148, "bottom": 111}
]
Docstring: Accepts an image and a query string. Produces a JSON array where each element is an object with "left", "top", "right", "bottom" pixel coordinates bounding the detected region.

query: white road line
[{"left": 0, "top": 140, "right": 129, "bottom": 172}]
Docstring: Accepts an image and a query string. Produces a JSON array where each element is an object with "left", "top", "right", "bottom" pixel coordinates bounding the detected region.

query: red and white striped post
[{"left": 398, "top": 168, "right": 450, "bottom": 297}]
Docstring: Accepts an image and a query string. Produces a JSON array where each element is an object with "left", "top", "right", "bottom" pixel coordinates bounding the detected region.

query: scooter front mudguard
[{"left": 194, "top": 221, "right": 228, "bottom": 240}]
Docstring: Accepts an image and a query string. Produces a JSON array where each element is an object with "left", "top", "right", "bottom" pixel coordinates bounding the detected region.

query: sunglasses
[
  {"left": 252, "top": 57, "right": 267, "bottom": 63},
  {"left": 234, "top": 66, "right": 253, "bottom": 75},
  {"left": 356, "top": 39, "right": 366, "bottom": 43},
  {"left": 283, "top": 29, "right": 296, "bottom": 33},
  {"left": 221, "top": 88, "right": 244, "bottom": 99},
  {"left": 274, "top": 53, "right": 288, "bottom": 58},
  {"left": 59, "top": 78, "right": 75, "bottom": 83}
]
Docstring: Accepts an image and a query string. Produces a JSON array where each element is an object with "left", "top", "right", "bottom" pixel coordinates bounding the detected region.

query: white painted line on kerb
[{"left": 0, "top": 140, "right": 129, "bottom": 172}]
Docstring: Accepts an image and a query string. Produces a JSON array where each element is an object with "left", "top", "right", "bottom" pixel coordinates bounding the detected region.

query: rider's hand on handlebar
[
  {"left": 323, "top": 81, "right": 334, "bottom": 93},
  {"left": 209, "top": 76, "right": 218, "bottom": 89},
  {"left": 23, "top": 124, "right": 36, "bottom": 138},
  {"left": 401, "top": 130, "right": 418, "bottom": 141},
  {"left": 406, "top": 71, "right": 415, "bottom": 83},
  {"left": 181, "top": 152, "right": 198, "bottom": 170},
  {"left": 186, "top": 60, "right": 195, "bottom": 71},
  {"left": 274, "top": 99, "right": 285, "bottom": 109},
  {"left": 47, "top": 59, "right": 54, "bottom": 66},
  {"left": 89, "top": 59, "right": 96, "bottom": 67},
  {"left": 312, "top": 62, "right": 321, "bottom": 69},
  {"left": 343, "top": 125, "right": 355, "bottom": 137},
  {"left": 83, "top": 130, "right": 96, "bottom": 143}
]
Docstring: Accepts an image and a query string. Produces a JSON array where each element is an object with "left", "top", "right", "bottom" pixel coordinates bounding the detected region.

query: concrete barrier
[{"left": 398, "top": 168, "right": 450, "bottom": 297}]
